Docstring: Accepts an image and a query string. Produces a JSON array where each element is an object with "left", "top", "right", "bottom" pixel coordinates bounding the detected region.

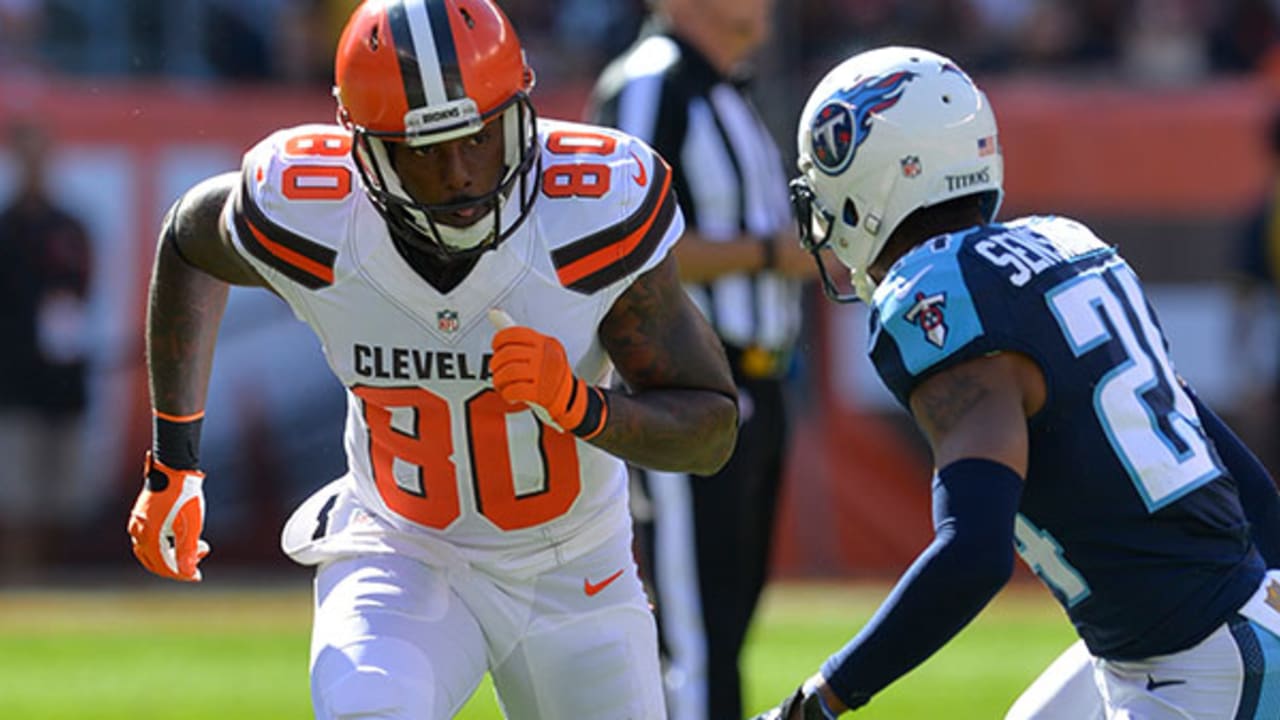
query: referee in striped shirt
[{"left": 588, "top": 1, "right": 817, "bottom": 718}]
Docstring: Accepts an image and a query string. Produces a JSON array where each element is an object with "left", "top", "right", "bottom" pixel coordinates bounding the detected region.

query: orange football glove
[
  {"left": 127, "top": 451, "right": 210, "bottom": 582},
  {"left": 488, "top": 309, "right": 609, "bottom": 438}
]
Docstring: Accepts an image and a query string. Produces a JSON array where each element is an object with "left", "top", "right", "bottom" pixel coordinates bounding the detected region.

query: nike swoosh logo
[
  {"left": 892, "top": 264, "right": 932, "bottom": 301},
  {"left": 629, "top": 151, "right": 648, "bottom": 187},
  {"left": 1145, "top": 674, "right": 1186, "bottom": 691},
  {"left": 584, "top": 568, "right": 625, "bottom": 597}
]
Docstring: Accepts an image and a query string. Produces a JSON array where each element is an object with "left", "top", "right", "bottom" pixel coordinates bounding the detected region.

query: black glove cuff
[
  {"left": 570, "top": 385, "right": 609, "bottom": 439},
  {"left": 153, "top": 412, "right": 203, "bottom": 470}
]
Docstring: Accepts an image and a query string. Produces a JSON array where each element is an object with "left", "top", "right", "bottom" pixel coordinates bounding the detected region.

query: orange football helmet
[{"left": 334, "top": 0, "right": 539, "bottom": 258}]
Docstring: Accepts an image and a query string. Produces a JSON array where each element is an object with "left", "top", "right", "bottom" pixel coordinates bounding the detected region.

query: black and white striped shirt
[{"left": 588, "top": 23, "right": 802, "bottom": 355}]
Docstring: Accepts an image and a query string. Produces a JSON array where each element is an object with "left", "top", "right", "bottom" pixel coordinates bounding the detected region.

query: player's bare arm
[
  {"left": 595, "top": 253, "right": 739, "bottom": 475},
  {"left": 147, "top": 172, "right": 265, "bottom": 414},
  {"left": 134, "top": 172, "right": 263, "bottom": 582},
  {"left": 908, "top": 350, "right": 1046, "bottom": 475}
]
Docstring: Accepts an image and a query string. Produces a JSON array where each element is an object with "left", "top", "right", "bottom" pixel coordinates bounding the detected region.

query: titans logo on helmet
[{"left": 810, "top": 71, "right": 917, "bottom": 176}]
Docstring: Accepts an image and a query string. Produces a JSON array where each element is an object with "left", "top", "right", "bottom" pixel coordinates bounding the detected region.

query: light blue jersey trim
[
  {"left": 1231, "top": 616, "right": 1280, "bottom": 719},
  {"left": 1251, "top": 618, "right": 1280, "bottom": 720},
  {"left": 873, "top": 236, "right": 983, "bottom": 377}
]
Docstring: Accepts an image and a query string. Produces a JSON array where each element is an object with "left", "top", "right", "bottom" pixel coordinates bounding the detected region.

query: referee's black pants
[{"left": 633, "top": 371, "right": 789, "bottom": 720}]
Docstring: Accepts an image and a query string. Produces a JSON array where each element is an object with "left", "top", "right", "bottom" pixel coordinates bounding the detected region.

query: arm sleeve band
[
  {"left": 821, "top": 458, "right": 1023, "bottom": 710},
  {"left": 1187, "top": 388, "right": 1280, "bottom": 567},
  {"left": 152, "top": 411, "right": 204, "bottom": 470}
]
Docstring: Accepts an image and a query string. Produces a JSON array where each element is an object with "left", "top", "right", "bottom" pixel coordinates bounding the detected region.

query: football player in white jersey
[{"left": 126, "top": 1, "right": 739, "bottom": 718}]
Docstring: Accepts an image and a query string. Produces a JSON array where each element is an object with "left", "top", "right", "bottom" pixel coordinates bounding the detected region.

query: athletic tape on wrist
[{"left": 803, "top": 678, "right": 840, "bottom": 719}]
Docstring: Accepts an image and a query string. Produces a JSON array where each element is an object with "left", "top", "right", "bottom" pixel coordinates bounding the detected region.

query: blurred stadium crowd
[
  {"left": 3, "top": 1, "right": 1280, "bottom": 86},
  {"left": 5, "top": 0, "right": 1280, "bottom": 585}
]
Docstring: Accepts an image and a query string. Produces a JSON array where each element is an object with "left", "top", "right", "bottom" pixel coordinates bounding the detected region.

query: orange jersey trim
[
  {"left": 244, "top": 218, "right": 336, "bottom": 286},
  {"left": 552, "top": 154, "right": 677, "bottom": 294},
  {"left": 232, "top": 174, "right": 337, "bottom": 289}
]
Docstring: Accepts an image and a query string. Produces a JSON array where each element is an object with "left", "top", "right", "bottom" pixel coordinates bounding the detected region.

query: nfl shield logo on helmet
[
  {"left": 901, "top": 155, "right": 923, "bottom": 178},
  {"left": 437, "top": 309, "right": 460, "bottom": 333}
]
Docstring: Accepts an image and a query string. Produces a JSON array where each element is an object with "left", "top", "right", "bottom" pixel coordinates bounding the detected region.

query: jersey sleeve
[
  {"left": 225, "top": 124, "right": 355, "bottom": 292},
  {"left": 869, "top": 234, "right": 1017, "bottom": 407},
  {"left": 546, "top": 128, "right": 684, "bottom": 295}
]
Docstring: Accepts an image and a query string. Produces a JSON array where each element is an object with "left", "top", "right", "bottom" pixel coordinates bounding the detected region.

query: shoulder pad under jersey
[
  {"left": 872, "top": 231, "right": 987, "bottom": 382},
  {"left": 228, "top": 124, "right": 360, "bottom": 290},
  {"left": 536, "top": 119, "right": 685, "bottom": 295}
]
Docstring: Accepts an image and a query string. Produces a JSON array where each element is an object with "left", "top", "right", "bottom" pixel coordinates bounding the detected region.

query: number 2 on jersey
[{"left": 1047, "top": 262, "right": 1219, "bottom": 510}]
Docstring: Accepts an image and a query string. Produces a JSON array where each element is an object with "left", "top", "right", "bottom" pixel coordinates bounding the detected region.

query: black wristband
[
  {"left": 153, "top": 413, "right": 203, "bottom": 470},
  {"left": 570, "top": 386, "right": 609, "bottom": 439}
]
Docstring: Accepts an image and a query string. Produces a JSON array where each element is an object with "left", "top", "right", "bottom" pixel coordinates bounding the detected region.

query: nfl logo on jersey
[{"left": 437, "top": 309, "right": 460, "bottom": 333}]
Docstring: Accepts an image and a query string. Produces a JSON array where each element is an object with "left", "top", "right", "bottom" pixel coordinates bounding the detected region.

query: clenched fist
[
  {"left": 128, "top": 452, "right": 210, "bottom": 581},
  {"left": 488, "top": 308, "right": 608, "bottom": 438}
]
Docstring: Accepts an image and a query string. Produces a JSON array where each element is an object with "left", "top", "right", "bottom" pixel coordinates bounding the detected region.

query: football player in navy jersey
[
  {"left": 753, "top": 46, "right": 1280, "bottom": 720},
  {"left": 127, "top": 1, "right": 739, "bottom": 718}
]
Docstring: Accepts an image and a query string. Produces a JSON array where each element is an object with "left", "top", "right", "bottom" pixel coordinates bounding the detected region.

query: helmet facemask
[
  {"left": 350, "top": 91, "right": 540, "bottom": 261},
  {"left": 790, "top": 177, "right": 861, "bottom": 304}
]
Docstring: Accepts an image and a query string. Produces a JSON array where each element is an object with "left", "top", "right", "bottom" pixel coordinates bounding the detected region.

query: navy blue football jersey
[{"left": 869, "top": 215, "right": 1265, "bottom": 659}]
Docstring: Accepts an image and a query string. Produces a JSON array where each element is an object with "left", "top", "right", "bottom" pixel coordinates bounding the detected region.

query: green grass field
[{"left": 0, "top": 579, "right": 1075, "bottom": 719}]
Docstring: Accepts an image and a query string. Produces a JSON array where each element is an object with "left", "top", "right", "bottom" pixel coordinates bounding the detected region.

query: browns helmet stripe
[
  {"left": 386, "top": 1, "right": 427, "bottom": 109},
  {"left": 386, "top": 2, "right": 427, "bottom": 110},
  {"left": 390, "top": 0, "right": 464, "bottom": 109},
  {"left": 423, "top": 0, "right": 464, "bottom": 100}
]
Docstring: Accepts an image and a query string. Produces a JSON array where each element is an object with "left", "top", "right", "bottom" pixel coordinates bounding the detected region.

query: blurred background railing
[{"left": 4, "top": 0, "right": 1280, "bottom": 584}]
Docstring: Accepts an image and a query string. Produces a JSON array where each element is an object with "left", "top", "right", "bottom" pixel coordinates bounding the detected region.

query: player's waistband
[{"left": 284, "top": 473, "right": 633, "bottom": 580}]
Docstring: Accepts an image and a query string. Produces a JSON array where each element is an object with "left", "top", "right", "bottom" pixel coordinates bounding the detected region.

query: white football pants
[
  {"left": 1006, "top": 570, "right": 1280, "bottom": 719},
  {"left": 307, "top": 530, "right": 666, "bottom": 719}
]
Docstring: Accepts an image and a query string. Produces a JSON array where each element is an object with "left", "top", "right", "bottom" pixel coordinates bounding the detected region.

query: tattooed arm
[
  {"left": 592, "top": 253, "right": 738, "bottom": 475},
  {"left": 147, "top": 172, "right": 267, "bottom": 416},
  {"left": 130, "top": 172, "right": 269, "bottom": 582}
]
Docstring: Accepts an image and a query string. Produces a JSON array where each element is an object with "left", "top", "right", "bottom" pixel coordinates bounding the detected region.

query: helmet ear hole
[{"left": 842, "top": 198, "right": 859, "bottom": 228}]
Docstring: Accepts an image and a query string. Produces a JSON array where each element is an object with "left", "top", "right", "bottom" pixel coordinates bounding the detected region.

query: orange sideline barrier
[{"left": 992, "top": 78, "right": 1275, "bottom": 216}]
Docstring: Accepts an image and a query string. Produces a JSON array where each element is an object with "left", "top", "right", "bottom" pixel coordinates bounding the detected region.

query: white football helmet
[{"left": 792, "top": 46, "right": 1003, "bottom": 302}]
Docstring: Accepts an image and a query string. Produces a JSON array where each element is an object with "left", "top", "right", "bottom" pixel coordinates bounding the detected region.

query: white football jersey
[{"left": 224, "top": 119, "right": 683, "bottom": 564}]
